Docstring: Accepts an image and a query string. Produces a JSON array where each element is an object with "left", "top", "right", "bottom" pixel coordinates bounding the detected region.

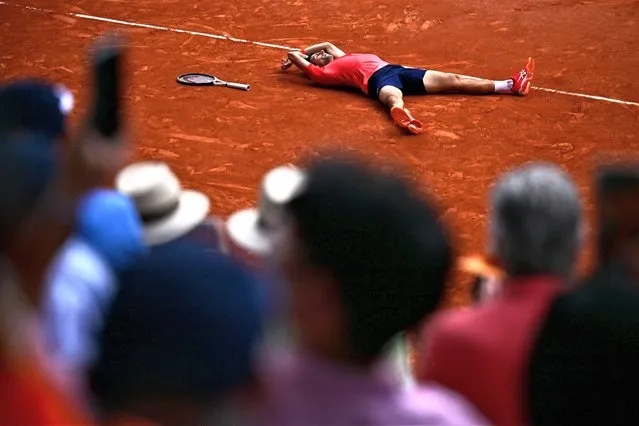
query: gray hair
[{"left": 489, "top": 162, "right": 583, "bottom": 278}]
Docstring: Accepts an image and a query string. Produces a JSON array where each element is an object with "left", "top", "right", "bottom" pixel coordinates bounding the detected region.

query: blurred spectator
[
  {"left": 415, "top": 162, "right": 583, "bottom": 426},
  {"left": 89, "top": 240, "right": 265, "bottom": 426},
  {"left": 256, "top": 155, "right": 488, "bottom": 425},
  {"left": 1, "top": 35, "right": 131, "bottom": 425},
  {"left": 528, "top": 265, "right": 639, "bottom": 426},
  {"left": 0, "top": 136, "right": 91, "bottom": 425},
  {"left": 225, "top": 165, "right": 305, "bottom": 351},
  {"left": 0, "top": 135, "right": 57, "bottom": 256},
  {"left": 0, "top": 266, "right": 90, "bottom": 426},
  {"left": 0, "top": 32, "right": 142, "bottom": 425},
  {"left": 593, "top": 163, "right": 639, "bottom": 281},
  {"left": 226, "top": 165, "right": 420, "bottom": 385},
  {"left": 42, "top": 189, "right": 146, "bottom": 389},
  {"left": 0, "top": 79, "right": 74, "bottom": 143},
  {"left": 528, "top": 163, "right": 639, "bottom": 425},
  {"left": 115, "top": 161, "right": 225, "bottom": 251},
  {"left": 226, "top": 164, "right": 304, "bottom": 267}
]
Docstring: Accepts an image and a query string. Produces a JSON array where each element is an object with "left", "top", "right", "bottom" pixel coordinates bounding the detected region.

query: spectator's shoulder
[
  {"left": 48, "top": 237, "right": 113, "bottom": 284},
  {"left": 426, "top": 306, "right": 487, "bottom": 342},
  {"left": 416, "top": 306, "right": 493, "bottom": 377}
]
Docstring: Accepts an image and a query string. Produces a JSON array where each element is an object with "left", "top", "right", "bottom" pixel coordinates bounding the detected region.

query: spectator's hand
[
  {"left": 460, "top": 256, "right": 504, "bottom": 305},
  {"left": 280, "top": 57, "right": 293, "bottom": 70},
  {"left": 63, "top": 31, "right": 129, "bottom": 198},
  {"left": 62, "top": 123, "right": 130, "bottom": 199}
]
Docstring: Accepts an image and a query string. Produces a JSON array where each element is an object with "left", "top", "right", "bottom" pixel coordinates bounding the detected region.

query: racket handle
[{"left": 226, "top": 82, "right": 250, "bottom": 91}]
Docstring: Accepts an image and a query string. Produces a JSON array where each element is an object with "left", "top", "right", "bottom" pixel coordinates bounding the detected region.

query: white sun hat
[
  {"left": 115, "top": 162, "right": 210, "bottom": 246},
  {"left": 226, "top": 165, "right": 306, "bottom": 256}
]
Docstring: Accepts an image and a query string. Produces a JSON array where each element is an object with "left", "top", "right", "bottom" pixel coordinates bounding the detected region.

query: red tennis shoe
[
  {"left": 390, "top": 107, "right": 424, "bottom": 135},
  {"left": 511, "top": 57, "right": 535, "bottom": 96}
]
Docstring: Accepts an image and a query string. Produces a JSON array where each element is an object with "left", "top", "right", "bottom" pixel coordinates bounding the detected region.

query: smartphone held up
[{"left": 89, "top": 33, "right": 125, "bottom": 138}]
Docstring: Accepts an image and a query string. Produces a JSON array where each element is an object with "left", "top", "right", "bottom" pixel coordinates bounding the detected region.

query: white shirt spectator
[
  {"left": 41, "top": 189, "right": 145, "bottom": 385},
  {"left": 43, "top": 236, "right": 116, "bottom": 377}
]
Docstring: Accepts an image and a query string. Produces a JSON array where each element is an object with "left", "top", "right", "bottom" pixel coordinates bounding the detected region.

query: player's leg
[
  {"left": 378, "top": 85, "right": 423, "bottom": 135},
  {"left": 423, "top": 58, "right": 535, "bottom": 95},
  {"left": 423, "top": 71, "right": 510, "bottom": 94},
  {"left": 379, "top": 85, "right": 405, "bottom": 109}
]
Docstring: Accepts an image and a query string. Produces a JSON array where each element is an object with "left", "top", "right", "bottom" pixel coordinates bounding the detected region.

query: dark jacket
[{"left": 528, "top": 264, "right": 639, "bottom": 426}]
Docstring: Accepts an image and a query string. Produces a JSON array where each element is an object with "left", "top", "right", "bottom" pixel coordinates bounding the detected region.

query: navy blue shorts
[{"left": 367, "top": 64, "right": 428, "bottom": 100}]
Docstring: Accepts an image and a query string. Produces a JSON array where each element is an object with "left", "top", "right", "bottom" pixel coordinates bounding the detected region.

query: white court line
[
  {"left": 73, "top": 13, "right": 299, "bottom": 50},
  {"left": 2, "top": 1, "right": 638, "bottom": 107},
  {"left": 0, "top": 2, "right": 299, "bottom": 51},
  {"left": 532, "top": 86, "right": 638, "bottom": 106}
]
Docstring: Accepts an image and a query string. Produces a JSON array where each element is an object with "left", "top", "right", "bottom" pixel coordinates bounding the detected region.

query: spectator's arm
[
  {"left": 6, "top": 186, "right": 75, "bottom": 308},
  {"left": 44, "top": 240, "right": 116, "bottom": 372},
  {"left": 5, "top": 33, "right": 129, "bottom": 309}
]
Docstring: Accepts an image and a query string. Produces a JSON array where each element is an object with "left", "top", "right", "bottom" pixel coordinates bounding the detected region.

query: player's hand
[{"left": 280, "top": 57, "right": 293, "bottom": 70}]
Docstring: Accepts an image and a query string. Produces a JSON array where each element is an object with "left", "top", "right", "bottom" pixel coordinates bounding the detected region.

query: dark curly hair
[{"left": 285, "top": 153, "right": 453, "bottom": 361}]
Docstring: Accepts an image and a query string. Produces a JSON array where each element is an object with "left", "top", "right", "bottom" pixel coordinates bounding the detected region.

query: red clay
[{"left": 1, "top": 0, "right": 639, "bottom": 305}]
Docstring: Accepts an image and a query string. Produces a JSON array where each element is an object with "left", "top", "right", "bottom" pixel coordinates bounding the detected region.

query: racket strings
[
  {"left": 177, "top": 73, "right": 248, "bottom": 90},
  {"left": 180, "top": 74, "right": 217, "bottom": 84}
]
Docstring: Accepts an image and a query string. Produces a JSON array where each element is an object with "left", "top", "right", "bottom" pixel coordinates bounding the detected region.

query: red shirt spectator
[
  {"left": 0, "top": 358, "right": 90, "bottom": 426},
  {"left": 1, "top": 274, "right": 91, "bottom": 426},
  {"left": 415, "top": 276, "right": 564, "bottom": 426},
  {"left": 415, "top": 162, "right": 584, "bottom": 426}
]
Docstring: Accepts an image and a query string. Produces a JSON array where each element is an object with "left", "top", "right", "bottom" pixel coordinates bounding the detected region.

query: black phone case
[{"left": 92, "top": 46, "right": 121, "bottom": 137}]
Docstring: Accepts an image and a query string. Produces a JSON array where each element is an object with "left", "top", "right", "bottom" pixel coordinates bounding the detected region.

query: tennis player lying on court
[{"left": 280, "top": 42, "right": 534, "bottom": 135}]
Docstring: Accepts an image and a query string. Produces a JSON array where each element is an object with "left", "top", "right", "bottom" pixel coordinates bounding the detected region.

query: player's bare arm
[
  {"left": 325, "top": 43, "right": 346, "bottom": 58},
  {"left": 284, "top": 51, "right": 311, "bottom": 71},
  {"left": 301, "top": 42, "right": 346, "bottom": 58},
  {"left": 281, "top": 42, "right": 346, "bottom": 70}
]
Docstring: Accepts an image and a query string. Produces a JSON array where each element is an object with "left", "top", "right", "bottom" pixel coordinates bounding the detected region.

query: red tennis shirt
[{"left": 303, "top": 53, "right": 389, "bottom": 94}]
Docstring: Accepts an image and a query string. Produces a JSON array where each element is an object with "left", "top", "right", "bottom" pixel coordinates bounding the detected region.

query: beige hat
[
  {"left": 115, "top": 162, "right": 210, "bottom": 246},
  {"left": 226, "top": 165, "right": 306, "bottom": 255}
]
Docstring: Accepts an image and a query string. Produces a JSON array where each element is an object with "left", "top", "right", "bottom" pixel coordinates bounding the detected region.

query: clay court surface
[{"left": 1, "top": 0, "right": 638, "bottom": 303}]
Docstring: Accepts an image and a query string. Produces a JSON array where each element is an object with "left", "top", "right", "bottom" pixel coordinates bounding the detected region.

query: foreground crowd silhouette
[{"left": 1, "top": 34, "right": 638, "bottom": 426}]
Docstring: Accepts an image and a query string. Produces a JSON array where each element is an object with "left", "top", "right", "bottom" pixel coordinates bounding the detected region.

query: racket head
[{"left": 176, "top": 73, "right": 221, "bottom": 86}]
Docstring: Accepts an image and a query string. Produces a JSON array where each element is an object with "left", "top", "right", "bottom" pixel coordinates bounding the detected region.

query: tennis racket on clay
[{"left": 176, "top": 73, "right": 250, "bottom": 91}]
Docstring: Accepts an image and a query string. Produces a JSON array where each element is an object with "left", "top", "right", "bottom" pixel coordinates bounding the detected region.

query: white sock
[{"left": 494, "top": 79, "right": 513, "bottom": 93}]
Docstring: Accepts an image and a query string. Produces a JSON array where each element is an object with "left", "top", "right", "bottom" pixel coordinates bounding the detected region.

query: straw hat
[
  {"left": 226, "top": 165, "right": 305, "bottom": 255},
  {"left": 115, "top": 162, "right": 210, "bottom": 246}
]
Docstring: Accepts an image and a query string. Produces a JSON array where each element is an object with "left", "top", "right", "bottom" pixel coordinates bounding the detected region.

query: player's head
[{"left": 309, "top": 50, "right": 334, "bottom": 67}]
